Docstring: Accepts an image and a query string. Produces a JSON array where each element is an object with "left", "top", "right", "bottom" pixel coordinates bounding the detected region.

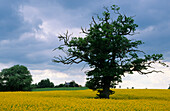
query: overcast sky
[{"left": 0, "top": 0, "right": 170, "bottom": 89}]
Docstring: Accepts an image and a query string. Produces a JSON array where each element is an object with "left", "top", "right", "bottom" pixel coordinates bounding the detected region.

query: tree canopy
[
  {"left": 0, "top": 65, "right": 32, "bottom": 91},
  {"left": 53, "top": 5, "right": 168, "bottom": 98},
  {"left": 37, "top": 78, "right": 54, "bottom": 88}
]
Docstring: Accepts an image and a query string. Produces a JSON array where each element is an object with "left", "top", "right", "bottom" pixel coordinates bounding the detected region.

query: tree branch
[
  {"left": 81, "top": 27, "right": 89, "bottom": 34},
  {"left": 58, "top": 30, "right": 73, "bottom": 45},
  {"left": 137, "top": 70, "right": 163, "bottom": 75},
  {"left": 53, "top": 55, "right": 83, "bottom": 65},
  {"left": 92, "top": 16, "right": 97, "bottom": 25}
]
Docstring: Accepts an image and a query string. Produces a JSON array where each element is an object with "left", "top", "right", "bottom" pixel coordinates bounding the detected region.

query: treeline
[
  {"left": 32, "top": 78, "right": 54, "bottom": 88},
  {"left": 1, "top": 65, "right": 169, "bottom": 91},
  {"left": 32, "top": 79, "right": 81, "bottom": 89},
  {"left": 0, "top": 65, "right": 81, "bottom": 91}
]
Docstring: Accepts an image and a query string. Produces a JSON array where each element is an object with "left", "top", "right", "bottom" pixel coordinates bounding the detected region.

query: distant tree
[
  {"left": 37, "top": 78, "right": 54, "bottom": 88},
  {"left": 0, "top": 65, "right": 32, "bottom": 91},
  {"left": 69, "top": 80, "right": 79, "bottom": 87},
  {"left": 53, "top": 5, "right": 168, "bottom": 98},
  {"left": 31, "top": 83, "right": 38, "bottom": 89},
  {"left": 58, "top": 83, "right": 64, "bottom": 87}
]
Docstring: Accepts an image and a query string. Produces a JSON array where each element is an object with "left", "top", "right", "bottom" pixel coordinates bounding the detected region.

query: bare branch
[
  {"left": 53, "top": 55, "right": 83, "bottom": 65},
  {"left": 138, "top": 70, "right": 163, "bottom": 75},
  {"left": 58, "top": 30, "right": 73, "bottom": 46},
  {"left": 127, "top": 49, "right": 146, "bottom": 54},
  {"left": 53, "top": 48, "right": 58, "bottom": 51},
  {"left": 81, "top": 63, "right": 88, "bottom": 71},
  {"left": 92, "top": 16, "right": 97, "bottom": 25},
  {"left": 81, "top": 27, "right": 89, "bottom": 34}
]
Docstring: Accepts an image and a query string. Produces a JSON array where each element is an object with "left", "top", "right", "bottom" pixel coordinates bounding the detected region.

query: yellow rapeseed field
[{"left": 0, "top": 89, "right": 169, "bottom": 111}]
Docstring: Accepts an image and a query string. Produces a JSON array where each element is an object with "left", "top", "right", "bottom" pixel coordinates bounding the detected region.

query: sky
[{"left": 0, "top": 0, "right": 170, "bottom": 89}]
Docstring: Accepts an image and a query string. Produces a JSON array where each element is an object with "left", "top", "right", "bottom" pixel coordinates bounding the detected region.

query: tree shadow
[{"left": 85, "top": 94, "right": 168, "bottom": 100}]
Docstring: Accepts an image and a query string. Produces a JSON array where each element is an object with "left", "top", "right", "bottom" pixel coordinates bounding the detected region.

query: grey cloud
[
  {"left": 1, "top": 0, "right": 169, "bottom": 65},
  {"left": 133, "top": 22, "right": 170, "bottom": 61},
  {"left": 0, "top": 0, "right": 28, "bottom": 40},
  {"left": 0, "top": 0, "right": 169, "bottom": 87}
]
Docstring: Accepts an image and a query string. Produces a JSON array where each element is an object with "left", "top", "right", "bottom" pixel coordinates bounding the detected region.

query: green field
[{"left": 31, "top": 87, "right": 88, "bottom": 91}]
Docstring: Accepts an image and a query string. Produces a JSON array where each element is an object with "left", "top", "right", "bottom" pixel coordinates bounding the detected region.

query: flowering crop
[{"left": 0, "top": 89, "right": 169, "bottom": 110}]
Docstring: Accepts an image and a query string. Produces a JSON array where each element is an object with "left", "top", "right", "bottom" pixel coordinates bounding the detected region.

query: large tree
[
  {"left": 0, "top": 65, "right": 32, "bottom": 91},
  {"left": 53, "top": 5, "right": 167, "bottom": 98}
]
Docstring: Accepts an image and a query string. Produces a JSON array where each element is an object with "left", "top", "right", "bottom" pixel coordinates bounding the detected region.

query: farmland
[{"left": 0, "top": 89, "right": 169, "bottom": 110}]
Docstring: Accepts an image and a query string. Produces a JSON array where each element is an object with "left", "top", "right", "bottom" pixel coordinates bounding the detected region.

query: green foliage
[
  {"left": 56, "top": 83, "right": 65, "bottom": 87},
  {"left": 31, "top": 83, "right": 38, "bottom": 89},
  {"left": 37, "top": 78, "right": 54, "bottom": 88},
  {"left": 0, "top": 65, "right": 32, "bottom": 91},
  {"left": 69, "top": 80, "right": 79, "bottom": 87},
  {"left": 53, "top": 4, "right": 168, "bottom": 98}
]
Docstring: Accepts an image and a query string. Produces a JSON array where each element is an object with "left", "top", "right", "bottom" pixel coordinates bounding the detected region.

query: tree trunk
[{"left": 102, "top": 76, "right": 111, "bottom": 99}]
